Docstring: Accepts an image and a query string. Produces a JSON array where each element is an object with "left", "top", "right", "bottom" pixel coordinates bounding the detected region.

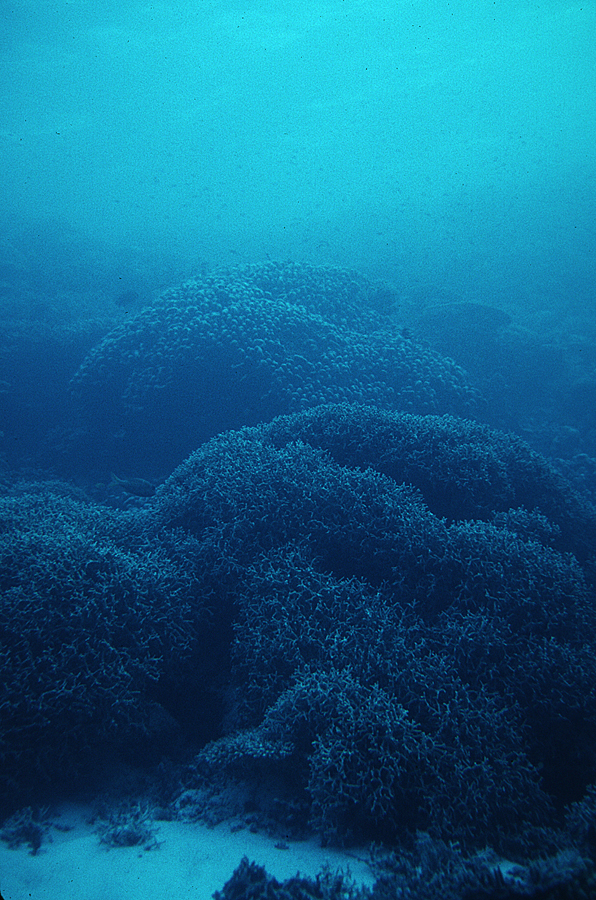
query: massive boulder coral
[{"left": 67, "top": 262, "right": 478, "bottom": 476}]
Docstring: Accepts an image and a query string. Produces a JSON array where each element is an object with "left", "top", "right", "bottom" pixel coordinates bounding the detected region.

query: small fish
[{"left": 110, "top": 474, "right": 157, "bottom": 497}]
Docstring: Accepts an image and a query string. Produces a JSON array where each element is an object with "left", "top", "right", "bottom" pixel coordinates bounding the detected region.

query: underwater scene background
[{"left": 1, "top": 0, "right": 596, "bottom": 897}]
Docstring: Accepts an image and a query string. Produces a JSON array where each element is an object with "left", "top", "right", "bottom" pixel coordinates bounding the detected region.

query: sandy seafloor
[{"left": 0, "top": 803, "right": 375, "bottom": 899}]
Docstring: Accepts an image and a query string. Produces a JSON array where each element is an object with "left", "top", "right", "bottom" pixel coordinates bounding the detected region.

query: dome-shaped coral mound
[
  {"left": 0, "top": 485, "right": 213, "bottom": 808},
  {"left": 263, "top": 403, "right": 596, "bottom": 560},
  {"left": 151, "top": 404, "right": 596, "bottom": 848},
  {"left": 3, "top": 404, "right": 596, "bottom": 852},
  {"left": 67, "top": 262, "right": 478, "bottom": 476}
]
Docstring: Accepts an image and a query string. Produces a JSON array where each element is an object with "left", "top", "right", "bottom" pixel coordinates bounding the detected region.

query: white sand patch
[{"left": 0, "top": 804, "right": 375, "bottom": 900}]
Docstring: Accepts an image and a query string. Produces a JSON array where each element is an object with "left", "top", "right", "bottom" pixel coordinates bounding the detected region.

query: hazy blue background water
[
  {"left": 2, "top": 0, "right": 594, "bottom": 302},
  {"left": 1, "top": 0, "right": 596, "bottom": 484}
]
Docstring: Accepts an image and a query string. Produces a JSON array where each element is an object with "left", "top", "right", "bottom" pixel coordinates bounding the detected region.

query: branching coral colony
[{"left": 2, "top": 404, "right": 596, "bottom": 852}]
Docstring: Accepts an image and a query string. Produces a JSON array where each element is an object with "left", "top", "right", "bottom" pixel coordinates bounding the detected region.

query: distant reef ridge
[{"left": 66, "top": 261, "right": 479, "bottom": 477}]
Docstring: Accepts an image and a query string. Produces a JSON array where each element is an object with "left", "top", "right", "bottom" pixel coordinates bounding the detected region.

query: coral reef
[
  {"left": 2, "top": 404, "right": 596, "bottom": 853},
  {"left": 0, "top": 806, "right": 52, "bottom": 855},
  {"left": 67, "top": 261, "right": 478, "bottom": 475},
  {"left": 264, "top": 404, "right": 596, "bottom": 559},
  {"left": 214, "top": 844, "right": 596, "bottom": 900},
  {"left": 150, "top": 404, "right": 596, "bottom": 848},
  {"left": 0, "top": 485, "right": 211, "bottom": 806},
  {"left": 94, "top": 800, "right": 159, "bottom": 850}
]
